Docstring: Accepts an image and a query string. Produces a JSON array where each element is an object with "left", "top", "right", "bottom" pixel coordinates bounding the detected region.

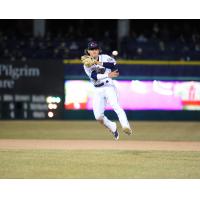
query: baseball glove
[{"left": 81, "top": 55, "right": 97, "bottom": 67}]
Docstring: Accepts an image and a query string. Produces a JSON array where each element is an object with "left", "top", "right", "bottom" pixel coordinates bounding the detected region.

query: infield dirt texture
[{"left": 0, "top": 121, "right": 200, "bottom": 178}]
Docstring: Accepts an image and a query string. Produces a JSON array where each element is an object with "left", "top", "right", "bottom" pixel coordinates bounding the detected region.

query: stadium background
[
  {"left": 0, "top": 19, "right": 200, "bottom": 178},
  {"left": 1, "top": 19, "right": 200, "bottom": 120}
]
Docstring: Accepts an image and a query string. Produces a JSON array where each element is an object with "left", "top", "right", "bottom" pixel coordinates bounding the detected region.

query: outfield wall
[{"left": 0, "top": 59, "right": 200, "bottom": 120}]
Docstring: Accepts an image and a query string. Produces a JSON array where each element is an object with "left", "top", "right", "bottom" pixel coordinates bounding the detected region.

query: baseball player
[{"left": 81, "top": 41, "right": 133, "bottom": 140}]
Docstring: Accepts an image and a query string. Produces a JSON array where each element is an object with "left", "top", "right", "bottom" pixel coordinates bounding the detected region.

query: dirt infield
[{"left": 0, "top": 139, "right": 200, "bottom": 151}]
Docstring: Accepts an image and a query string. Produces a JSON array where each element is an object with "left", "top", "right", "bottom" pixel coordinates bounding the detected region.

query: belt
[
  {"left": 94, "top": 83, "right": 104, "bottom": 87},
  {"left": 94, "top": 80, "right": 110, "bottom": 87}
]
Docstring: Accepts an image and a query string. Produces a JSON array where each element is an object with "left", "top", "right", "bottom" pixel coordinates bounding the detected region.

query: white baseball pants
[{"left": 92, "top": 85, "right": 130, "bottom": 132}]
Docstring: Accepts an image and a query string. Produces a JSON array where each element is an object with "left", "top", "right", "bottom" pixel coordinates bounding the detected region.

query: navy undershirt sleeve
[
  {"left": 91, "top": 70, "right": 98, "bottom": 81},
  {"left": 103, "top": 62, "right": 118, "bottom": 71}
]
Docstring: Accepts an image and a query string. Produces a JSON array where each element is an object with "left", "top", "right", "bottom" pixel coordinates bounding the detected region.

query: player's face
[{"left": 88, "top": 49, "right": 100, "bottom": 58}]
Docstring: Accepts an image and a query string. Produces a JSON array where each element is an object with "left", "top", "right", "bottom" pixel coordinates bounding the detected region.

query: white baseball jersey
[{"left": 83, "top": 54, "right": 117, "bottom": 87}]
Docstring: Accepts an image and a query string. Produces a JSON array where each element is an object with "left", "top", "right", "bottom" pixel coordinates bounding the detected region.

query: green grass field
[
  {"left": 0, "top": 121, "right": 200, "bottom": 178},
  {"left": 1, "top": 120, "right": 200, "bottom": 141},
  {"left": 0, "top": 150, "right": 200, "bottom": 178}
]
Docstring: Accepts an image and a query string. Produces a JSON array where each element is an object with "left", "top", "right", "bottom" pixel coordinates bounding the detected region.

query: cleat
[
  {"left": 112, "top": 130, "right": 119, "bottom": 140},
  {"left": 122, "top": 127, "right": 133, "bottom": 135}
]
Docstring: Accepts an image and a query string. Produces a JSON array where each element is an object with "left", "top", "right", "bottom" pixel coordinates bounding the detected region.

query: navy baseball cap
[{"left": 87, "top": 41, "right": 100, "bottom": 50}]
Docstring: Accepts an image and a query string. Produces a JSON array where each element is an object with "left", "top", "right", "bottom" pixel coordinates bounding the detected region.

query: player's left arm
[{"left": 97, "top": 55, "right": 118, "bottom": 72}]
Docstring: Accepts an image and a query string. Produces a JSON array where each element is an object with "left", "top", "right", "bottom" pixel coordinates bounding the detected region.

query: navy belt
[
  {"left": 94, "top": 80, "right": 109, "bottom": 88},
  {"left": 94, "top": 83, "right": 104, "bottom": 87}
]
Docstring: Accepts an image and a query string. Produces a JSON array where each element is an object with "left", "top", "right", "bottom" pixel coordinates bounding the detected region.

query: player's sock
[{"left": 103, "top": 116, "right": 116, "bottom": 132}]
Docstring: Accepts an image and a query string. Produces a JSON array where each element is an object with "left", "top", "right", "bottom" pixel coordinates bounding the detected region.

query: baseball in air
[{"left": 112, "top": 50, "right": 118, "bottom": 56}]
